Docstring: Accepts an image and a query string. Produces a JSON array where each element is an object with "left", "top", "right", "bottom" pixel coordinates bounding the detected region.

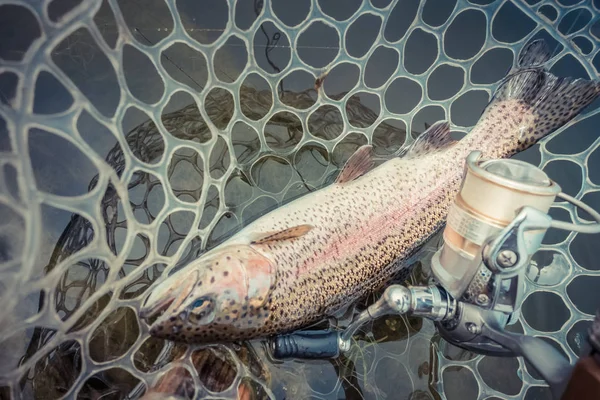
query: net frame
[{"left": 0, "top": 0, "right": 599, "bottom": 398}]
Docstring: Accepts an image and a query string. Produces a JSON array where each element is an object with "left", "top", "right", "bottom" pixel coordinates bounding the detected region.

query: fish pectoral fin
[
  {"left": 403, "top": 121, "right": 457, "bottom": 158},
  {"left": 335, "top": 144, "right": 374, "bottom": 184},
  {"left": 245, "top": 257, "right": 276, "bottom": 308},
  {"left": 248, "top": 297, "right": 267, "bottom": 309},
  {"left": 247, "top": 273, "right": 275, "bottom": 309},
  {"left": 250, "top": 224, "right": 313, "bottom": 244}
]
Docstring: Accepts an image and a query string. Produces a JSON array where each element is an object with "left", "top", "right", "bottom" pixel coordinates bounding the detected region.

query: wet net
[{"left": 1, "top": 0, "right": 599, "bottom": 399}]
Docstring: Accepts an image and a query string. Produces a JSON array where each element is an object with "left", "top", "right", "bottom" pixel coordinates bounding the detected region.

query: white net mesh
[{"left": 0, "top": 0, "right": 599, "bottom": 398}]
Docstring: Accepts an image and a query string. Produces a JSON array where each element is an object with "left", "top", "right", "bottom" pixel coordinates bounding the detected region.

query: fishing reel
[{"left": 269, "top": 151, "right": 600, "bottom": 399}]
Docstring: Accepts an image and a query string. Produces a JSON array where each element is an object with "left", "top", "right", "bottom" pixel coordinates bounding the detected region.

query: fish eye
[
  {"left": 190, "top": 297, "right": 212, "bottom": 313},
  {"left": 192, "top": 298, "right": 205, "bottom": 308},
  {"left": 186, "top": 297, "right": 214, "bottom": 324}
]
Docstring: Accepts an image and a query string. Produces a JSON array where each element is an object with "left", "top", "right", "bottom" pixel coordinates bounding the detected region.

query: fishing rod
[{"left": 269, "top": 150, "right": 600, "bottom": 400}]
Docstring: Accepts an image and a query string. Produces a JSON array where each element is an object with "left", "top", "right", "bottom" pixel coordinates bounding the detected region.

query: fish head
[{"left": 140, "top": 244, "right": 276, "bottom": 342}]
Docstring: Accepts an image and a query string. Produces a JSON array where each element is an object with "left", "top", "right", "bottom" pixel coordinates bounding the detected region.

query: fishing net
[{"left": 1, "top": 0, "right": 599, "bottom": 398}]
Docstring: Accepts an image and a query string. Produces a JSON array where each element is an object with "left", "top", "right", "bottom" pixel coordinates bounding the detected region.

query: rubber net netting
[{"left": 0, "top": 0, "right": 599, "bottom": 399}]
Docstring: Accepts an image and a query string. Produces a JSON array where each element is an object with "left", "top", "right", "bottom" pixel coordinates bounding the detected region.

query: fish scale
[
  {"left": 253, "top": 104, "right": 529, "bottom": 331},
  {"left": 140, "top": 41, "right": 600, "bottom": 343}
]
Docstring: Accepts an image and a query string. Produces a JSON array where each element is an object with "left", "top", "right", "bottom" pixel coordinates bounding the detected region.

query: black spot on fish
[
  {"left": 226, "top": 256, "right": 231, "bottom": 260},
  {"left": 223, "top": 271, "right": 229, "bottom": 277},
  {"left": 210, "top": 277, "right": 215, "bottom": 284}
]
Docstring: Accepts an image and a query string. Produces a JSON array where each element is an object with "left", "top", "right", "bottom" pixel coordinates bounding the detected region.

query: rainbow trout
[{"left": 140, "top": 41, "right": 600, "bottom": 343}]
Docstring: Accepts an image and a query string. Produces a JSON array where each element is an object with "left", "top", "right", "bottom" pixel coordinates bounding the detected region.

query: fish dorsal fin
[
  {"left": 518, "top": 39, "right": 550, "bottom": 68},
  {"left": 404, "top": 121, "right": 456, "bottom": 158},
  {"left": 335, "top": 145, "right": 374, "bottom": 184},
  {"left": 250, "top": 224, "right": 313, "bottom": 245}
]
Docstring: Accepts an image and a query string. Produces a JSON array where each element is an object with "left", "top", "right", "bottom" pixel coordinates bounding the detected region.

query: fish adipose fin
[
  {"left": 250, "top": 224, "right": 313, "bottom": 245},
  {"left": 404, "top": 121, "right": 457, "bottom": 158},
  {"left": 487, "top": 39, "right": 600, "bottom": 142},
  {"left": 335, "top": 144, "right": 374, "bottom": 184}
]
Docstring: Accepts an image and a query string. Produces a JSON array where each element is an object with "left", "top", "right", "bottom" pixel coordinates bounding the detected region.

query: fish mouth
[
  {"left": 139, "top": 295, "right": 175, "bottom": 321},
  {"left": 139, "top": 270, "right": 198, "bottom": 323}
]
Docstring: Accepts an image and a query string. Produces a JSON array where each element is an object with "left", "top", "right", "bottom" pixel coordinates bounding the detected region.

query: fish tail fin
[{"left": 488, "top": 39, "right": 600, "bottom": 141}]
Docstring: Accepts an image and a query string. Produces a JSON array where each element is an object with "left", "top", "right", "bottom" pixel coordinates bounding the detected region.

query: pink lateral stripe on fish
[{"left": 139, "top": 40, "right": 600, "bottom": 344}]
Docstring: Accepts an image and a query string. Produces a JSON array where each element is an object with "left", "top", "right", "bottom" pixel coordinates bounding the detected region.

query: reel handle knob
[{"left": 269, "top": 330, "right": 340, "bottom": 360}]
